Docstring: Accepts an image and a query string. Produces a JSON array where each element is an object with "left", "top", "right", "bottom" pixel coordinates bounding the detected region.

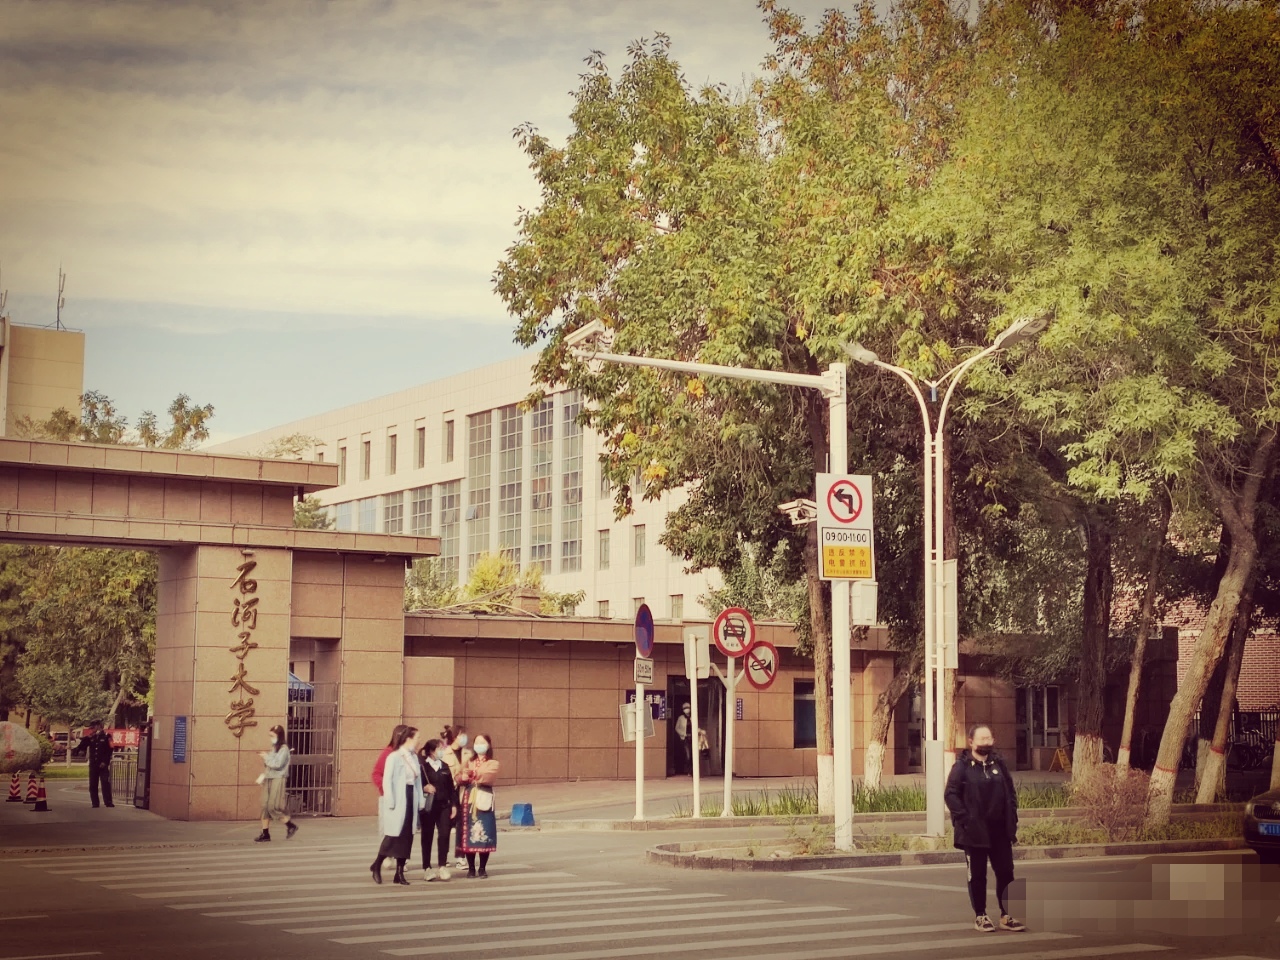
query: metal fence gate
[{"left": 287, "top": 680, "right": 338, "bottom": 815}]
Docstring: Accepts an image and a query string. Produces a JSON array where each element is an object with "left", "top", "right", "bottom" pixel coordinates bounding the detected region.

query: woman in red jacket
[{"left": 371, "top": 724, "right": 408, "bottom": 796}]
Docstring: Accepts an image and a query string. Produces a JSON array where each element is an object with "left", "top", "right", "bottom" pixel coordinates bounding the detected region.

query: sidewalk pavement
[{"left": 0, "top": 771, "right": 1079, "bottom": 855}]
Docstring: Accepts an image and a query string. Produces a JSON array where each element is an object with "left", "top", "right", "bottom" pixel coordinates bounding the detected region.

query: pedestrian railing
[{"left": 111, "top": 750, "right": 138, "bottom": 805}]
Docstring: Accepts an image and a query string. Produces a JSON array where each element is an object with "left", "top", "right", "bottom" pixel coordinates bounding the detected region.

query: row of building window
[
  {"left": 594, "top": 595, "right": 684, "bottom": 621},
  {"left": 335, "top": 419, "right": 458, "bottom": 485}
]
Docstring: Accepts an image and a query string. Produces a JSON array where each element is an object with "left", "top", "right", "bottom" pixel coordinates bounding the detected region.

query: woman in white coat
[{"left": 370, "top": 725, "right": 425, "bottom": 886}]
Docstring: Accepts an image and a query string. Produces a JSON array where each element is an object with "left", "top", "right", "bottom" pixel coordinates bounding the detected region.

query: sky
[{"left": 1, "top": 0, "right": 837, "bottom": 444}]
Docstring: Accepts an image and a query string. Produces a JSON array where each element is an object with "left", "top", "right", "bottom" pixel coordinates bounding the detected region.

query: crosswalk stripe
[
  {"left": 20, "top": 842, "right": 375, "bottom": 866},
  {"left": 987, "top": 946, "right": 1170, "bottom": 960},
  {"left": 253, "top": 891, "right": 729, "bottom": 928},
  {"left": 50, "top": 849, "right": 481, "bottom": 880},
  {"left": 787, "top": 873, "right": 965, "bottom": 893},
  {"left": 388, "top": 928, "right": 1073, "bottom": 960},
  {"left": 173, "top": 877, "right": 605, "bottom": 911},
  {"left": 135, "top": 869, "right": 576, "bottom": 899},
  {"left": 102, "top": 861, "right": 535, "bottom": 889},
  {"left": 304, "top": 899, "right": 786, "bottom": 938},
  {"left": 0, "top": 953, "right": 103, "bottom": 960},
  {"left": 373, "top": 913, "right": 919, "bottom": 953}
]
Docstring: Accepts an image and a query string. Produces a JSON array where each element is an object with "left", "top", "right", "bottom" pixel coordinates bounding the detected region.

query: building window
[
  {"left": 632, "top": 524, "right": 646, "bottom": 566},
  {"left": 632, "top": 597, "right": 646, "bottom": 617},
  {"left": 498, "top": 404, "right": 523, "bottom": 565},
  {"left": 439, "top": 480, "right": 461, "bottom": 583},
  {"left": 384, "top": 491, "right": 404, "bottom": 534},
  {"left": 338, "top": 446, "right": 348, "bottom": 484},
  {"left": 443, "top": 419, "right": 455, "bottom": 462},
  {"left": 529, "top": 397, "right": 554, "bottom": 572},
  {"left": 670, "top": 594, "right": 684, "bottom": 620},
  {"left": 794, "top": 680, "right": 817, "bottom": 749},
  {"left": 415, "top": 424, "right": 426, "bottom": 470},
  {"left": 466, "top": 411, "right": 493, "bottom": 572},
  {"left": 335, "top": 501, "right": 353, "bottom": 532},
  {"left": 597, "top": 529, "right": 610, "bottom": 570},
  {"left": 361, "top": 440, "right": 371, "bottom": 481},
  {"left": 316, "top": 451, "right": 325, "bottom": 463},
  {"left": 410, "top": 486, "right": 431, "bottom": 536},
  {"left": 386, "top": 433, "right": 398, "bottom": 476},
  {"left": 599, "top": 467, "right": 611, "bottom": 500},
  {"left": 358, "top": 497, "right": 377, "bottom": 533},
  {"left": 598, "top": 600, "right": 610, "bottom": 618},
  {"left": 561, "top": 390, "right": 583, "bottom": 572}
]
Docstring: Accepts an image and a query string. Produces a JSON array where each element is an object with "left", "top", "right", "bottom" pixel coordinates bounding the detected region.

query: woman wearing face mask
[
  {"left": 944, "top": 723, "right": 1026, "bottom": 933},
  {"left": 454, "top": 733, "right": 499, "bottom": 878},
  {"left": 254, "top": 725, "right": 297, "bottom": 842},
  {"left": 441, "top": 724, "right": 468, "bottom": 867},
  {"left": 418, "top": 738, "right": 458, "bottom": 881},
  {"left": 371, "top": 725, "right": 425, "bottom": 886}
]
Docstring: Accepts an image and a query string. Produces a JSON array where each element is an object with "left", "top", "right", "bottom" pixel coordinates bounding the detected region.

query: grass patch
[
  {"left": 672, "top": 781, "right": 1077, "bottom": 819},
  {"left": 37, "top": 766, "right": 89, "bottom": 780}
]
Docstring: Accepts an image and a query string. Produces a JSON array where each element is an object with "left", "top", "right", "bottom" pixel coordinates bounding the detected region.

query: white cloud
[{"left": 1, "top": 0, "right": 838, "bottom": 327}]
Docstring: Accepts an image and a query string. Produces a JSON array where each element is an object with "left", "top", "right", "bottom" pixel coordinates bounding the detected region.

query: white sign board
[
  {"left": 816, "top": 473, "right": 875, "bottom": 582},
  {"left": 684, "top": 627, "right": 710, "bottom": 680},
  {"left": 633, "top": 657, "right": 655, "bottom": 686},
  {"left": 620, "top": 702, "right": 656, "bottom": 742}
]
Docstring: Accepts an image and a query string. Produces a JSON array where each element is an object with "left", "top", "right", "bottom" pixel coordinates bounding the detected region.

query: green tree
[
  {"left": 294, "top": 495, "right": 335, "bottom": 530},
  {"left": 918, "top": 0, "right": 1280, "bottom": 821},
  {"left": 16, "top": 390, "right": 215, "bottom": 450},
  {"left": 405, "top": 552, "right": 584, "bottom": 615}
]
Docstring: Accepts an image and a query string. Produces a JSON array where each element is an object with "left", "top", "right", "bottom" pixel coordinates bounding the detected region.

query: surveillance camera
[
  {"left": 564, "top": 320, "right": 608, "bottom": 349},
  {"left": 778, "top": 498, "right": 819, "bottom": 525}
]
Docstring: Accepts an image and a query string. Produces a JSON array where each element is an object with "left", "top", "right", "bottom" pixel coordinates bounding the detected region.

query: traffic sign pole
[
  {"left": 685, "top": 631, "right": 704, "bottom": 818},
  {"left": 635, "top": 673, "right": 645, "bottom": 821},
  {"left": 720, "top": 653, "right": 741, "bottom": 818}
]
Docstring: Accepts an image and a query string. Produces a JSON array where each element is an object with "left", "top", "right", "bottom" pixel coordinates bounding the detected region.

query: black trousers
[
  {"left": 964, "top": 831, "right": 1015, "bottom": 918},
  {"left": 89, "top": 766, "right": 113, "bottom": 807},
  {"left": 421, "top": 802, "right": 452, "bottom": 869}
]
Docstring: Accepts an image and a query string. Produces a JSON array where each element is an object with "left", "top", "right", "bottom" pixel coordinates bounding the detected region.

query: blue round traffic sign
[{"left": 634, "top": 603, "right": 655, "bottom": 658}]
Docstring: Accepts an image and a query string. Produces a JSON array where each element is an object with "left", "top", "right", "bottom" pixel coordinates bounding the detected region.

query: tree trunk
[
  {"left": 1195, "top": 648, "right": 1230, "bottom": 795},
  {"left": 1146, "top": 428, "right": 1274, "bottom": 826},
  {"left": 1196, "top": 574, "right": 1253, "bottom": 803},
  {"left": 1072, "top": 506, "right": 1113, "bottom": 781},
  {"left": 804, "top": 523, "right": 834, "bottom": 815},
  {"left": 1117, "top": 489, "right": 1171, "bottom": 774},
  {"left": 944, "top": 669, "right": 962, "bottom": 768},
  {"left": 863, "top": 658, "right": 915, "bottom": 790}
]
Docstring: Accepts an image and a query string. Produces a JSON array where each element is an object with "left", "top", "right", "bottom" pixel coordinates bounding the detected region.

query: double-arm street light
[
  {"left": 844, "top": 315, "right": 1050, "bottom": 837},
  {"left": 566, "top": 319, "right": 860, "bottom": 851}
]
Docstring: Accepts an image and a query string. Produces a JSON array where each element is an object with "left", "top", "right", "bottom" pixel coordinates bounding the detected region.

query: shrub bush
[
  {"left": 1067, "top": 763, "right": 1150, "bottom": 841},
  {"left": 33, "top": 732, "right": 54, "bottom": 767}
]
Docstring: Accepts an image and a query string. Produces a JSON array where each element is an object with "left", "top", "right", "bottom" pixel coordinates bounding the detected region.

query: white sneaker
[{"left": 454, "top": 857, "right": 466, "bottom": 869}]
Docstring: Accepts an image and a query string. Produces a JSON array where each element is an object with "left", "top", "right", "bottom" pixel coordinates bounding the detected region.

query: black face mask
[{"left": 973, "top": 745, "right": 992, "bottom": 757}]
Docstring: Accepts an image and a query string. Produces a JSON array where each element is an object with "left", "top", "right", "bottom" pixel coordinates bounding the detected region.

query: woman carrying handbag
[
  {"left": 454, "top": 733, "right": 499, "bottom": 878},
  {"left": 371, "top": 726, "right": 425, "bottom": 886}
]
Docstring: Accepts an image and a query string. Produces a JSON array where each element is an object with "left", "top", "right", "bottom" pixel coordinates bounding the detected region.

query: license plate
[{"left": 1261, "top": 822, "right": 1280, "bottom": 837}]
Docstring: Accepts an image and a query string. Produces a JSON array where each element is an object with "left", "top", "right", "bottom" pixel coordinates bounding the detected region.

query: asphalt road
[{"left": 1, "top": 827, "right": 1277, "bottom": 960}]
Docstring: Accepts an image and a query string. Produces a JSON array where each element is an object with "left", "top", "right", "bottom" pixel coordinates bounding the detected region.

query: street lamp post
[
  {"left": 567, "top": 321, "right": 858, "bottom": 851},
  {"left": 845, "top": 316, "right": 1049, "bottom": 837}
]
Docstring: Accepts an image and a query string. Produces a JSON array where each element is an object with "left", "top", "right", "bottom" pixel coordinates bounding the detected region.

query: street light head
[
  {"left": 993, "top": 314, "right": 1052, "bottom": 350},
  {"left": 842, "top": 342, "right": 880, "bottom": 366},
  {"left": 564, "top": 319, "right": 609, "bottom": 349}
]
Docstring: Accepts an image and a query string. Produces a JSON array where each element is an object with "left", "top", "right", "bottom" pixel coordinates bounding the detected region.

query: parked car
[
  {"left": 48, "top": 730, "right": 88, "bottom": 761},
  {"left": 1244, "top": 787, "right": 1280, "bottom": 865}
]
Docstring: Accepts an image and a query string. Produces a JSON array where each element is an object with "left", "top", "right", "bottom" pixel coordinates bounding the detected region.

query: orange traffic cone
[
  {"left": 31, "top": 776, "right": 49, "bottom": 812},
  {"left": 6, "top": 772, "right": 22, "bottom": 802},
  {"left": 24, "top": 773, "right": 37, "bottom": 803}
]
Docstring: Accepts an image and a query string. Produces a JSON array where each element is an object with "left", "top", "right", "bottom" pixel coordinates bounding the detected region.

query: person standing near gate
[
  {"left": 674, "top": 703, "right": 692, "bottom": 775},
  {"left": 254, "top": 725, "right": 298, "bottom": 842},
  {"left": 84, "top": 722, "right": 115, "bottom": 808},
  {"left": 419, "top": 737, "right": 458, "bottom": 881},
  {"left": 944, "top": 723, "right": 1027, "bottom": 933}
]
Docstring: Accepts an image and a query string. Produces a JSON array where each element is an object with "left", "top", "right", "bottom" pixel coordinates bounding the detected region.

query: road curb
[{"left": 645, "top": 836, "right": 1251, "bottom": 871}]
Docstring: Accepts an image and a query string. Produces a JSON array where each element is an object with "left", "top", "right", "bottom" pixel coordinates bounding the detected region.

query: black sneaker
[
  {"left": 285, "top": 821, "right": 298, "bottom": 840},
  {"left": 999, "top": 915, "right": 1026, "bottom": 932},
  {"left": 254, "top": 830, "right": 270, "bottom": 843},
  {"left": 974, "top": 915, "right": 996, "bottom": 932}
]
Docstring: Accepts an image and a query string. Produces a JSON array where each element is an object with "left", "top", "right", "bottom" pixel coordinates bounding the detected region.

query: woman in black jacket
[
  {"left": 418, "top": 738, "right": 459, "bottom": 881},
  {"left": 944, "top": 723, "right": 1027, "bottom": 933}
]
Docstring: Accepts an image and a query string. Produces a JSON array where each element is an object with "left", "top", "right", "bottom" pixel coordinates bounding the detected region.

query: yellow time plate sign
[{"left": 820, "top": 527, "right": 873, "bottom": 579}]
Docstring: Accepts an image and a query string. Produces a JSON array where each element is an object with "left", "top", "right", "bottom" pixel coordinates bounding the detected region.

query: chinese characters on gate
[{"left": 224, "top": 559, "right": 262, "bottom": 738}]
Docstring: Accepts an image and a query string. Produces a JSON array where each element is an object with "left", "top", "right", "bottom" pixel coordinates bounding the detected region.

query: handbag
[{"left": 473, "top": 787, "right": 494, "bottom": 812}]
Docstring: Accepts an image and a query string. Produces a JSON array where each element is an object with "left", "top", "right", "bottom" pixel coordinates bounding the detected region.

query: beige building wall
[
  {"left": 208, "top": 354, "right": 721, "bottom": 621},
  {"left": 0, "top": 319, "right": 85, "bottom": 436}
]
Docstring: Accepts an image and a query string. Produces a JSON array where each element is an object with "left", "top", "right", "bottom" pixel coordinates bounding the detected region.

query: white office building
[{"left": 210, "top": 354, "right": 719, "bottom": 620}]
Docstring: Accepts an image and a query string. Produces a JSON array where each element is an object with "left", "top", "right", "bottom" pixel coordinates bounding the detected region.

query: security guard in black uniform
[{"left": 84, "top": 722, "right": 115, "bottom": 808}]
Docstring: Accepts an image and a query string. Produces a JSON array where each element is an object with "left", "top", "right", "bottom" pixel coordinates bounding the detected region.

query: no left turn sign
[
  {"left": 744, "top": 640, "right": 779, "bottom": 691},
  {"left": 826, "top": 479, "right": 863, "bottom": 523}
]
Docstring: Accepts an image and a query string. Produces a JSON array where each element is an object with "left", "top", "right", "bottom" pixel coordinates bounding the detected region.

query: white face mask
[
  {"left": 475, "top": 741, "right": 489, "bottom": 756},
  {"left": 269, "top": 736, "right": 278, "bottom": 746},
  {"left": 456, "top": 734, "right": 468, "bottom": 748},
  {"left": 404, "top": 739, "right": 417, "bottom": 753}
]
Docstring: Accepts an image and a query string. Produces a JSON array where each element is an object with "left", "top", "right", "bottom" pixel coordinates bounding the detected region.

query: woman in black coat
[
  {"left": 418, "top": 738, "right": 459, "bottom": 881},
  {"left": 944, "top": 723, "right": 1027, "bottom": 933}
]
